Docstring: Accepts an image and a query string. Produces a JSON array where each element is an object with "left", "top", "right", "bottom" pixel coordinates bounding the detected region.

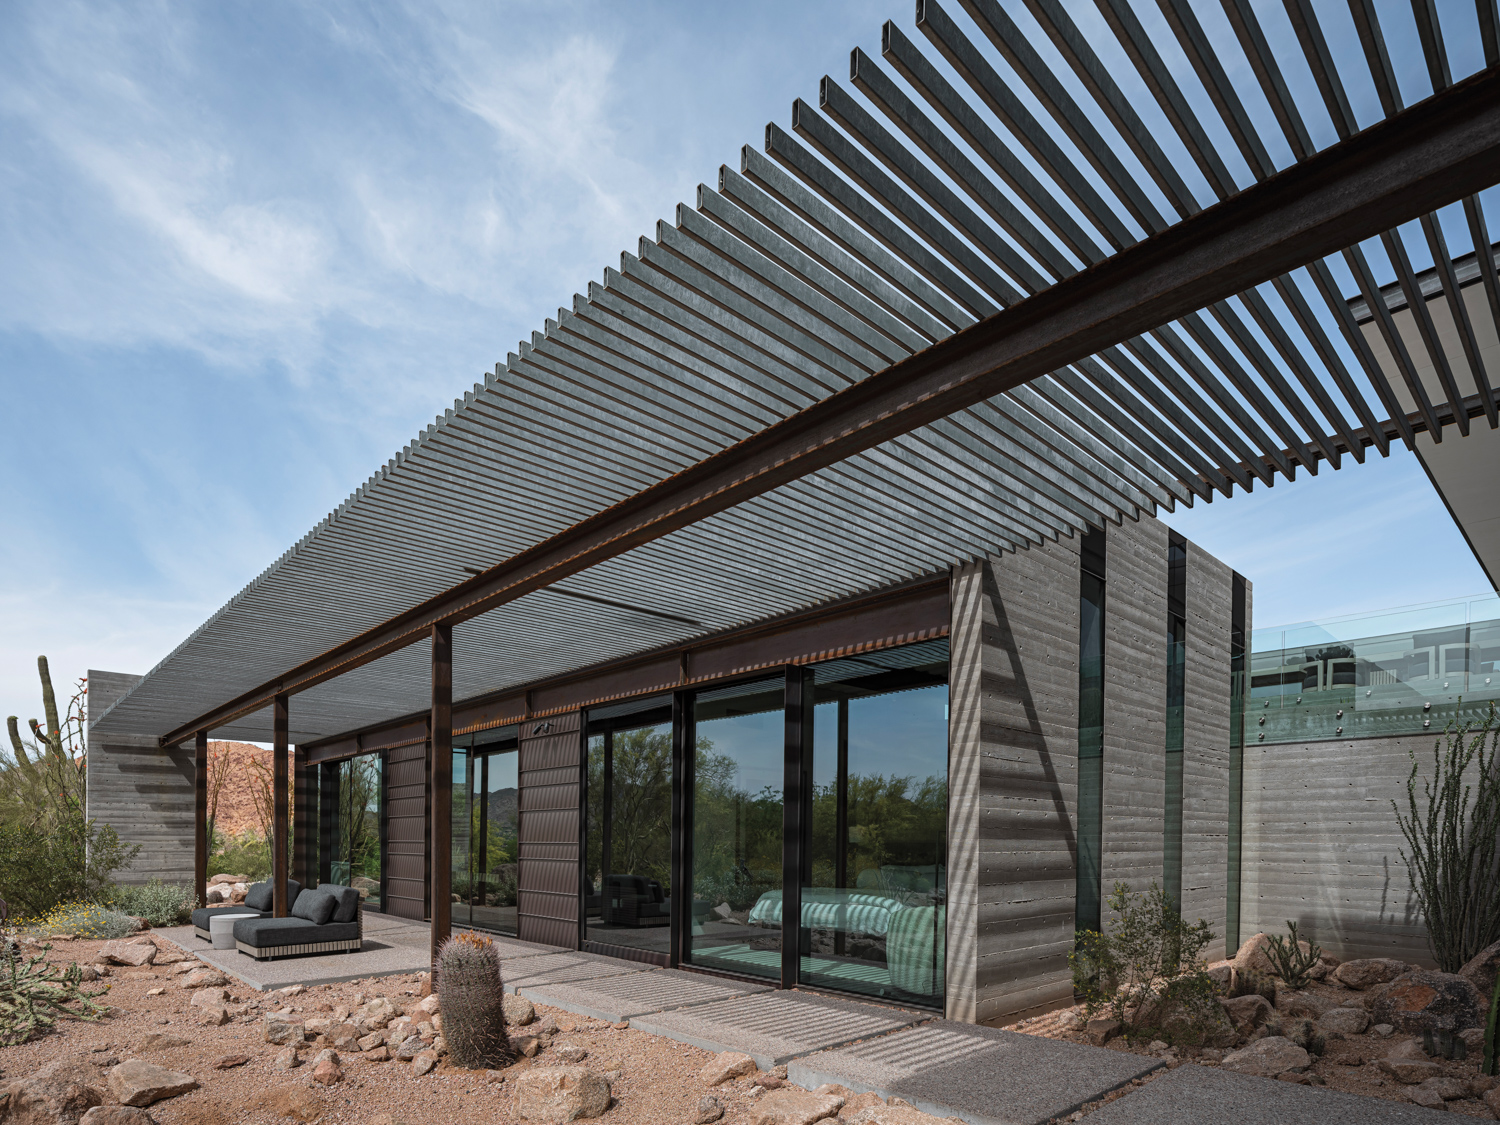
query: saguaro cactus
[{"left": 436, "top": 931, "right": 512, "bottom": 1069}]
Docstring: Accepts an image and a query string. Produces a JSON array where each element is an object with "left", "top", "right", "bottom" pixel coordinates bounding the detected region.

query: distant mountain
[{"left": 487, "top": 787, "right": 518, "bottom": 830}]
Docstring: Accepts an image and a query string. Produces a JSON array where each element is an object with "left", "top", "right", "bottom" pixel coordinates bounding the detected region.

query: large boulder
[
  {"left": 1219, "top": 1036, "right": 1311, "bottom": 1078},
  {"left": 1367, "top": 970, "right": 1484, "bottom": 1033},
  {"left": 0, "top": 1060, "right": 104, "bottom": 1125},
  {"left": 1275, "top": 989, "right": 1333, "bottom": 1019},
  {"left": 1458, "top": 940, "right": 1500, "bottom": 1007},
  {"left": 513, "top": 1067, "right": 611, "bottom": 1123},
  {"left": 98, "top": 941, "right": 156, "bottom": 968},
  {"left": 1316, "top": 1007, "right": 1370, "bottom": 1036},
  {"left": 1220, "top": 994, "right": 1273, "bottom": 1035},
  {"left": 750, "top": 1090, "right": 845, "bottom": 1125},
  {"left": 106, "top": 1060, "right": 198, "bottom": 1108},
  {"left": 1232, "top": 933, "right": 1277, "bottom": 978},
  {"left": 1334, "top": 958, "right": 1408, "bottom": 991},
  {"left": 1378, "top": 1038, "right": 1443, "bottom": 1085}
]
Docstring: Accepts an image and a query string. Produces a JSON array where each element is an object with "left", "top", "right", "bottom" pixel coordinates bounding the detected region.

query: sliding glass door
[
  {"left": 799, "top": 641, "right": 949, "bottom": 1005},
  {"left": 685, "top": 677, "right": 786, "bottom": 979},
  {"left": 322, "top": 752, "right": 384, "bottom": 910},
  {"left": 584, "top": 698, "right": 674, "bottom": 957},
  {"left": 453, "top": 728, "right": 519, "bottom": 935}
]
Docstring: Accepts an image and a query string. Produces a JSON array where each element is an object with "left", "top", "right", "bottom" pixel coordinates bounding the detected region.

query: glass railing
[{"left": 1251, "top": 594, "right": 1500, "bottom": 744}]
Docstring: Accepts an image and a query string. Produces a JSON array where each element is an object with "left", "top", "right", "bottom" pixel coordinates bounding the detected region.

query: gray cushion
[
  {"left": 291, "top": 889, "right": 337, "bottom": 926},
  {"left": 192, "top": 906, "right": 267, "bottom": 931},
  {"left": 233, "top": 915, "right": 360, "bottom": 948},
  {"left": 244, "top": 879, "right": 303, "bottom": 913},
  {"left": 316, "top": 884, "right": 361, "bottom": 924}
]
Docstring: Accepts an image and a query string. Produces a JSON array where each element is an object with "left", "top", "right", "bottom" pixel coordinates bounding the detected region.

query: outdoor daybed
[
  {"left": 232, "top": 883, "right": 363, "bottom": 960},
  {"left": 191, "top": 879, "right": 302, "bottom": 941}
]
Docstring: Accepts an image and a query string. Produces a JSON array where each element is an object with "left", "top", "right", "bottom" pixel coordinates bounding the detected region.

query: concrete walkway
[{"left": 155, "top": 926, "right": 1443, "bottom": 1125}]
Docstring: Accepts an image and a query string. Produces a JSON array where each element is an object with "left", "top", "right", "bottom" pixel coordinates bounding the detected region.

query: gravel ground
[{"left": 3, "top": 934, "right": 779, "bottom": 1125}]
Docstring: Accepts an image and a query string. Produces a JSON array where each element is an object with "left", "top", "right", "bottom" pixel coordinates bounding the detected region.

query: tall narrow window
[
  {"left": 1076, "top": 528, "right": 1106, "bottom": 935},
  {"left": 583, "top": 698, "right": 673, "bottom": 958},
  {"left": 1226, "top": 572, "right": 1247, "bottom": 951},
  {"left": 1163, "top": 532, "right": 1187, "bottom": 912}
]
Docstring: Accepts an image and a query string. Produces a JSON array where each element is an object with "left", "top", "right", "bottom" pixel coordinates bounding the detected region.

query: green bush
[
  {"left": 1071, "top": 881, "right": 1227, "bottom": 1047},
  {"left": 209, "top": 830, "right": 270, "bottom": 881},
  {"left": 20, "top": 901, "right": 139, "bottom": 939},
  {"left": 0, "top": 813, "right": 138, "bottom": 918},
  {"left": 108, "top": 880, "right": 194, "bottom": 927}
]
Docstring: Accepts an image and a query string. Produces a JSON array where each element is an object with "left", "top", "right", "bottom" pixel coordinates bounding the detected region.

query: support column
[
  {"left": 194, "top": 731, "right": 209, "bottom": 908},
  {"left": 430, "top": 623, "right": 453, "bottom": 970},
  {"left": 273, "top": 693, "right": 290, "bottom": 917},
  {"left": 293, "top": 747, "right": 314, "bottom": 891}
]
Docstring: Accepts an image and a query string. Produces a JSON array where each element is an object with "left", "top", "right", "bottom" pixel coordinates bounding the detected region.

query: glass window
[
  {"left": 326, "top": 752, "right": 383, "bottom": 910},
  {"left": 800, "top": 640, "right": 949, "bottom": 1006},
  {"left": 688, "top": 677, "right": 785, "bottom": 979},
  {"left": 584, "top": 698, "right": 673, "bottom": 956},
  {"left": 452, "top": 729, "right": 519, "bottom": 935}
]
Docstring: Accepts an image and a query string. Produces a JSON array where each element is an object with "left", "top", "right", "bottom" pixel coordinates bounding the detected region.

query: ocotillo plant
[
  {"left": 1393, "top": 703, "right": 1500, "bottom": 972},
  {"left": 436, "top": 931, "right": 512, "bottom": 1069}
]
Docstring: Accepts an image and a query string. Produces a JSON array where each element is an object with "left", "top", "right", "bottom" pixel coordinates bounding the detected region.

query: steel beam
[
  {"left": 429, "top": 622, "right": 453, "bottom": 971},
  {"left": 158, "top": 66, "right": 1500, "bottom": 748},
  {"left": 194, "top": 731, "right": 208, "bottom": 909},
  {"left": 273, "top": 694, "right": 289, "bottom": 918}
]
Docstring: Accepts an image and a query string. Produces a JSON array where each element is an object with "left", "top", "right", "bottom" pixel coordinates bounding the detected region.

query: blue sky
[{"left": 0, "top": 0, "right": 1490, "bottom": 734}]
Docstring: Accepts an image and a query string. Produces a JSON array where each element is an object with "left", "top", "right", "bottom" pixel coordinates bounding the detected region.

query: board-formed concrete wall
[
  {"left": 86, "top": 669, "right": 196, "bottom": 885},
  {"left": 1181, "top": 548, "right": 1233, "bottom": 960},
  {"left": 1240, "top": 730, "right": 1436, "bottom": 966},
  {"left": 947, "top": 534, "right": 1082, "bottom": 1025},
  {"left": 948, "top": 514, "right": 1243, "bottom": 1023},
  {"left": 1098, "top": 517, "right": 1168, "bottom": 900}
]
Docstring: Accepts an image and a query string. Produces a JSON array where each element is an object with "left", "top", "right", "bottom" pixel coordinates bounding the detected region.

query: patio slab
[
  {"left": 519, "top": 967, "right": 773, "bottom": 1022},
  {"left": 628, "top": 989, "right": 926, "bottom": 1069},
  {"left": 154, "top": 915, "right": 565, "bottom": 991},
  {"left": 1082, "top": 1062, "right": 1443, "bottom": 1124},
  {"left": 501, "top": 952, "right": 650, "bottom": 994},
  {"left": 787, "top": 1021, "right": 1160, "bottom": 1125}
]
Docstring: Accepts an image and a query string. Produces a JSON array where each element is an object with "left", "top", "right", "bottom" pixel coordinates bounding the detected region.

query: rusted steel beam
[{"left": 160, "top": 66, "right": 1500, "bottom": 748}]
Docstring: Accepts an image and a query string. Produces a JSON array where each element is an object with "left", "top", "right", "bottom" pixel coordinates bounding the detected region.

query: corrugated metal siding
[
  {"left": 517, "top": 711, "right": 581, "bottom": 948},
  {"left": 385, "top": 742, "right": 428, "bottom": 921}
]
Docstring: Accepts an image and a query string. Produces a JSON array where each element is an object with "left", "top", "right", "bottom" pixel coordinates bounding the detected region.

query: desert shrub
[
  {"left": 1394, "top": 704, "right": 1500, "bottom": 972},
  {"left": 1265, "top": 919, "right": 1322, "bottom": 989},
  {"left": 0, "top": 940, "right": 109, "bottom": 1045},
  {"left": 20, "top": 901, "right": 139, "bottom": 940},
  {"left": 210, "top": 830, "right": 270, "bottom": 881},
  {"left": 1230, "top": 967, "right": 1276, "bottom": 1002},
  {"left": 108, "top": 881, "right": 194, "bottom": 927},
  {"left": 0, "top": 815, "right": 137, "bottom": 918},
  {"left": 1072, "top": 881, "right": 1223, "bottom": 1046}
]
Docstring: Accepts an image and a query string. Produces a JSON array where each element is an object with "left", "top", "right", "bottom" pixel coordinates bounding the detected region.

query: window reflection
[
  {"left": 585, "top": 699, "right": 673, "bottom": 956},
  {"left": 325, "top": 753, "right": 383, "bottom": 910},
  {"left": 688, "top": 678, "right": 785, "bottom": 979},
  {"left": 452, "top": 730, "right": 519, "bottom": 935},
  {"left": 801, "top": 641, "right": 949, "bottom": 1006}
]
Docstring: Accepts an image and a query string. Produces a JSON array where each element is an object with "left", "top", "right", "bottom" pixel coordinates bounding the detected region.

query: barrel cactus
[{"left": 436, "top": 931, "right": 511, "bottom": 1069}]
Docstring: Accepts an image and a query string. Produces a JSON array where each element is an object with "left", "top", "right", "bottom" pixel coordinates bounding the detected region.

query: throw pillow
[
  {"left": 317, "top": 883, "right": 361, "bottom": 924},
  {"left": 291, "top": 889, "right": 337, "bottom": 926},
  {"left": 244, "top": 882, "right": 273, "bottom": 912}
]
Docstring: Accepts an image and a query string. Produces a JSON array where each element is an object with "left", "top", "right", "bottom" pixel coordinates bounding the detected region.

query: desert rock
[
  {"left": 513, "top": 1067, "right": 611, "bottom": 1123},
  {"left": 106, "top": 1060, "right": 198, "bottom": 1108}
]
